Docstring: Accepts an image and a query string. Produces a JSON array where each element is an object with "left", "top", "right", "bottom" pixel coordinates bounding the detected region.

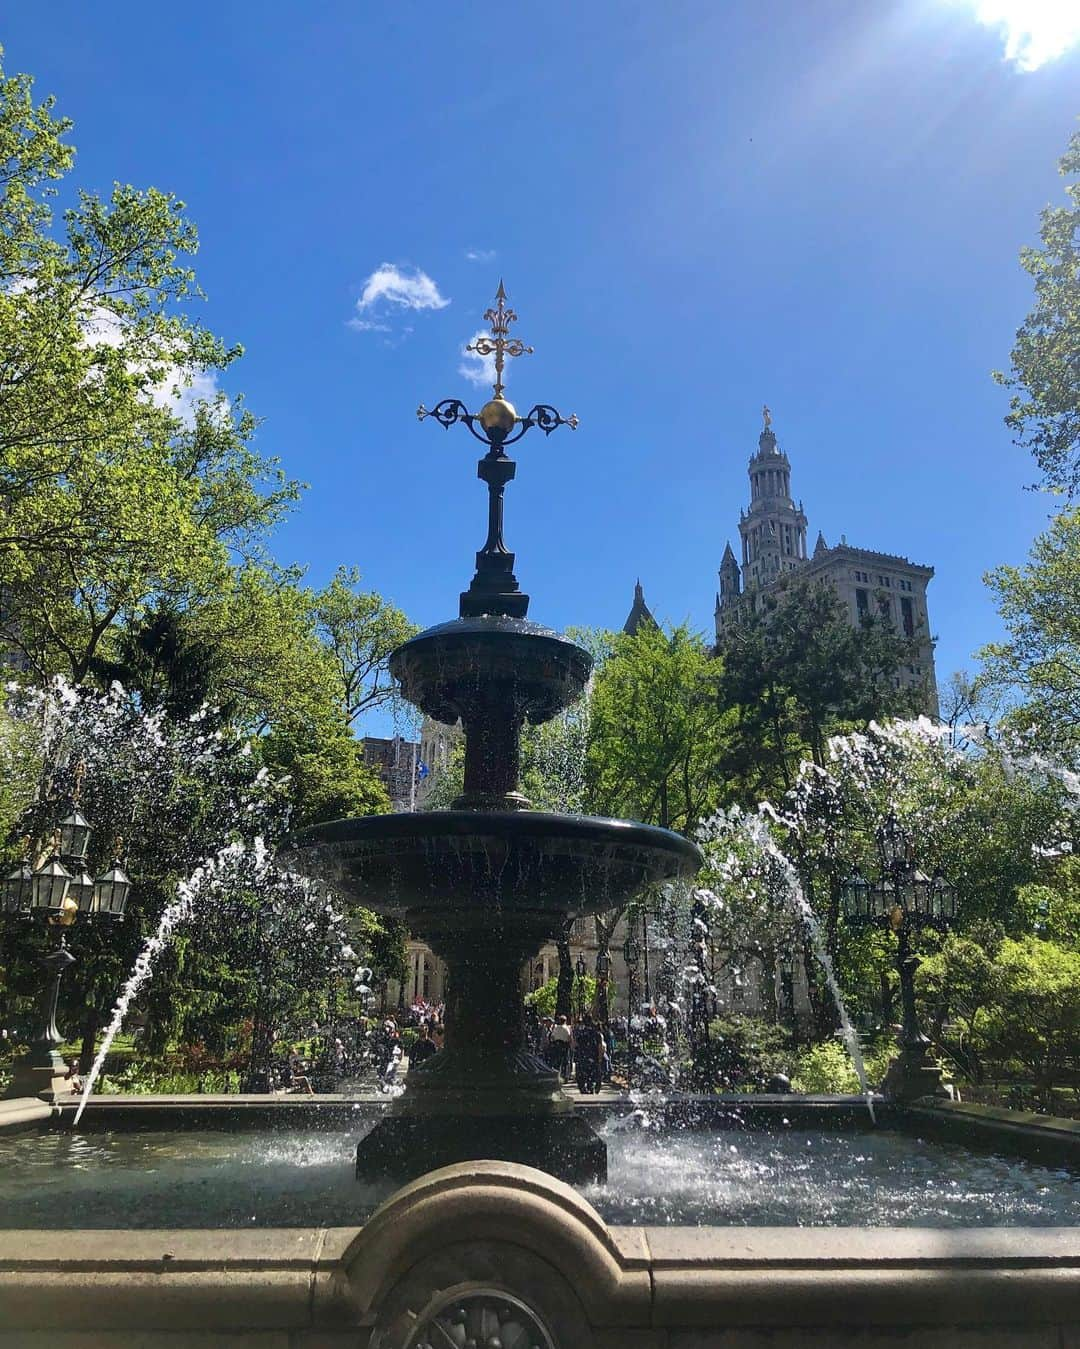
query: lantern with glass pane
[
  {"left": 2, "top": 809, "right": 130, "bottom": 924},
  {"left": 0, "top": 804, "right": 131, "bottom": 1102}
]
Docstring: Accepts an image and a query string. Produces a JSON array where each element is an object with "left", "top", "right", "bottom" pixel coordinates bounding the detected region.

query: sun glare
[{"left": 961, "top": 0, "right": 1080, "bottom": 71}]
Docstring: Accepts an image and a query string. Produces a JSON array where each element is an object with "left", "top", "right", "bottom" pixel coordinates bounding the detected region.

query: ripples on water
[
  {"left": 0, "top": 1125, "right": 1076, "bottom": 1229},
  {"left": 587, "top": 1128, "right": 1080, "bottom": 1227}
]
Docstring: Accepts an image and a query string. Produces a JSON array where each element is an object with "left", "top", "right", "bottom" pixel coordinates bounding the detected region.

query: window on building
[
  {"left": 856, "top": 588, "right": 869, "bottom": 618},
  {"left": 901, "top": 596, "right": 914, "bottom": 638},
  {"left": 878, "top": 596, "right": 892, "bottom": 624}
]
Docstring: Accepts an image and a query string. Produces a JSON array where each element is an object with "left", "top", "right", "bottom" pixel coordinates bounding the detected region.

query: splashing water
[
  {"left": 747, "top": 816, "right": 875, "bottom": 1119},
  {"left": 72, "top": 845, "right": 248, "bottom": 1126},
  {"left": 691, "top": 807, "right": 875, "bottom": 1114},
  {"left": 73, "top": 840, "right": 365, "bottom": 1126}
]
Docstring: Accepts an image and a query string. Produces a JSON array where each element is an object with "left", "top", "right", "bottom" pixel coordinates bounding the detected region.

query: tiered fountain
[{"left": 286, "top": 284, "right": 701, "bottom": 1185}]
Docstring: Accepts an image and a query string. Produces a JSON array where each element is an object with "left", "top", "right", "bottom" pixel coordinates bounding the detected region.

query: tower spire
[{"left": 739, "top": 409, "right": 807, "bottom": 589}]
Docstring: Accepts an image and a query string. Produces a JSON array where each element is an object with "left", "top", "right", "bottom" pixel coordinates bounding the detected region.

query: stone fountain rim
[
  {"left": 283, "top": 809, "right": 704, "bottom": 870},
  {"left": 393, "top": 614, "right": 591, "bottom": 647}
]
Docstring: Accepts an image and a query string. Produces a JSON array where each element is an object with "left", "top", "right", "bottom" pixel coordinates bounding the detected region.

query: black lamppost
[
  {"left": 594, "top": 949, "right": 611, "bottom": 1030},
  {"left": 687, "top": 894, "right": 716, "bottom": 1092},
  {"left": 2, "top": 811, "right": 130, "bottom": 1101},
  {"left": 622, "top": 932, "right": 640, "bottom": 1089},
  {"left": 842, "top": 813, "right": 957, "bottom": 1101},
  {"left": 575, "top": 953, "right": 587, "bottom": 1019},
  {"left": 778, "top": 953, "right": 796, "bottom": 1039}
]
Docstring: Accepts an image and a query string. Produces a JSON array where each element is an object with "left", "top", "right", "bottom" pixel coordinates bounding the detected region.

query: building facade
[
  {"left": 361, "top": 735, "right": 421, "bottom": 813},
  {"left": 715, "top": 415, "right": 937, "bottom": 704}
]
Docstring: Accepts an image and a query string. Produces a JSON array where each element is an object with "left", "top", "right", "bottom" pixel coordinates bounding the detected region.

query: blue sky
[{"left": 5, "top": 2, "right": 1079, "bottom": 729}]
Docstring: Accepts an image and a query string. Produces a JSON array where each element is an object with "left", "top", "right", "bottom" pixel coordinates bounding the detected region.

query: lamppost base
[
  {"left": 881, "top": 1048, "right": 950, "bottom": 1102},
  {"left": 1, "top": 1052, "right": 75, "bottom": 1103}
]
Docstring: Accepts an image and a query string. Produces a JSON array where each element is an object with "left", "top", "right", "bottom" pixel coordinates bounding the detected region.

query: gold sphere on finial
[{"left": 479, "top": 397, "right": 517, "bottom": 435}]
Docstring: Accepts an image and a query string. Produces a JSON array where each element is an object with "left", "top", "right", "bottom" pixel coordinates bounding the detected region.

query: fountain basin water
[{"left": 0, "top": 1113, "right": 1076, "bottom": 1229}]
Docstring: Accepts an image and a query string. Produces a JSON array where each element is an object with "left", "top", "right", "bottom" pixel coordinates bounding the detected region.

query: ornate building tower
[
  {"left": 736, "top": 408, "right": 808, "bottom": 592},
  {"left": 714, "top": 407, "right": 938, "bottom": 709}
]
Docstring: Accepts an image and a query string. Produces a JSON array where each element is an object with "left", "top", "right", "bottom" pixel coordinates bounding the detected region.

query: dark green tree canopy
[{"left": 717, "top": 576, "right": 928, "bottom": 797}]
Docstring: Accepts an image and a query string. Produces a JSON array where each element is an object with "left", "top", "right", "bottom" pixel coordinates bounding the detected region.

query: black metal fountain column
[{"left": 285, "top": 283, "right": 701, "bottom": 1187}]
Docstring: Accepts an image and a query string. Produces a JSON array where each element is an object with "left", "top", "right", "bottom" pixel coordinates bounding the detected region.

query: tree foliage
[
  {"left": 0, "top": 50, "right": 301, "bottom": 686},
  {"left": 919, "top": 931, "right": 1080, "bottom": 1102},
  {"left": 982, "top": 506, "right": 1080, "bottom": 762},
  {"left": 311, "top": 566, "right": 417, "bottom": 728},
  {"left": 587, "top": 622, "right": 729, "bottom": 833},
  {"left": 996, "top": 127, "right": 1080, "bottom": 497}
]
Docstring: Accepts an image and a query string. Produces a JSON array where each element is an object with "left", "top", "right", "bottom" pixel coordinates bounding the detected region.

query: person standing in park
[
  {"left": 548, "top": 1014, "right": 572, "bottom": 1081},
  {"left": 573, "top": 1013, "right": 602, "bottom": 1095},
  {"left": 410, "top": 1024, "right": 438, "bottom": 1067}
]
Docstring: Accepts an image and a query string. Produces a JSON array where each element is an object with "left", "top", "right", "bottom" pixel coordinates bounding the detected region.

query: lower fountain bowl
[{"left": 282, "top": 810, "right": 703, "bottom": 922}]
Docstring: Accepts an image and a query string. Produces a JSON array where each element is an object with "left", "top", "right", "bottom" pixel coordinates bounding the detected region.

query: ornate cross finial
[
  {"left": 465, "top": 279, "right": 534, "bottom": 399},
  {"left": 762, "top": 404, "right": 772, "bottom": 430},
  {"left": 417, "top": 282, "right": 578, "bottom": 619}
]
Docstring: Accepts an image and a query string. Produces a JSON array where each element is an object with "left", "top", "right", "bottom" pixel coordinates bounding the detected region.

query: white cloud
[
  {"left": 153, "top": 366, "right": 224, "bottom": 422},
  {"left": 960, "top": 0, "right": 1080, "bottom": 71},
  {"left": 465, "top": 248, "right": 496, "bottom": 263},
  {"left": 356, "top": 263, "right": 449, "bottom": 313},
  {"left": 346, "top": 317, "right": 391, "bottom": 333},
  {"left": 458, "top": 329, "right": 497, "bottom": 389}
]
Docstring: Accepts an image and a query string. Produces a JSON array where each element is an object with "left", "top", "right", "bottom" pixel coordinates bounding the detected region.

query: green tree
[
  {"left": 981, "top": 507, "right": 1080, "bottom": 761},
  {"left": 0, "top": 52, "right": 300, "bottom": 684},
  {"left": 984, "top": 937, "right": 1080, "bottom": 1106},
  {"left": 996, "top": 127, "right": 1080, "bottom": 497},
  {"left": 311, "top": 566, "right": 418, "bottom": 728},
  {"left": 586, "top": 622, "right": 731, "bottom": 965},
  {"left": 587, "top": 623, "right": 728, "bottom": 834},
  {"left": 765, "top": 718, "right": 1074, "bottom": 1034},
  {"left": 1017, "top": 855, "right": 1080, "bottom": 951},
  {"left": 917, "top": 928, "right": 1004, "bottom": 1082}
]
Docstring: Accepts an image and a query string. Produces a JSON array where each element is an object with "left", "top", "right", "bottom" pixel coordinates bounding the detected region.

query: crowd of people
[
  {"left": 532, "top": 1012, "right": 613, "bottom": 1095},
  {"left": 269, "top": 999, "right": 631, "bottom": 1098}
]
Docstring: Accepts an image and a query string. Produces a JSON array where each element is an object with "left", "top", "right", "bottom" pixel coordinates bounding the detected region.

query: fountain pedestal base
[
  {"left": 356, "top": 1109, "right": 606, "bottom": 1186},
  {"left": 357, "top": 1045, "right": 608, "bottom": 1185}
]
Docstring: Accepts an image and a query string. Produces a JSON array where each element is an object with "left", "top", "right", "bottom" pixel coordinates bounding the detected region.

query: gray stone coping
[
  {"left": 0, "top": 1097, "right": 55, "bottom": 1133},
  {"left": 1, "top": 1094, "right": 1078, "bottom": 1342},
  {"left": 0, "top": 1160, "right": 1078, "bottom": 1340}
]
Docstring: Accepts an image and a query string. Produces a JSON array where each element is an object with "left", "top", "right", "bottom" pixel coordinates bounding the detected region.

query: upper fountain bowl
[
  {"left": 390, "top": 617, "right": 592, "bottom": 726},
  {"left": 282, "top": 810, "right": 702, "bottom": 931}
]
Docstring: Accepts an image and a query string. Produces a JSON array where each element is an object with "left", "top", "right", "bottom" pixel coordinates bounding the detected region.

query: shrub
[
  {"left": 703, "top": 1015, "right": 794, "bottom": 1090},
  {"left": 791, "top": 1038, "right": 896, "bottom": 1094}
]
